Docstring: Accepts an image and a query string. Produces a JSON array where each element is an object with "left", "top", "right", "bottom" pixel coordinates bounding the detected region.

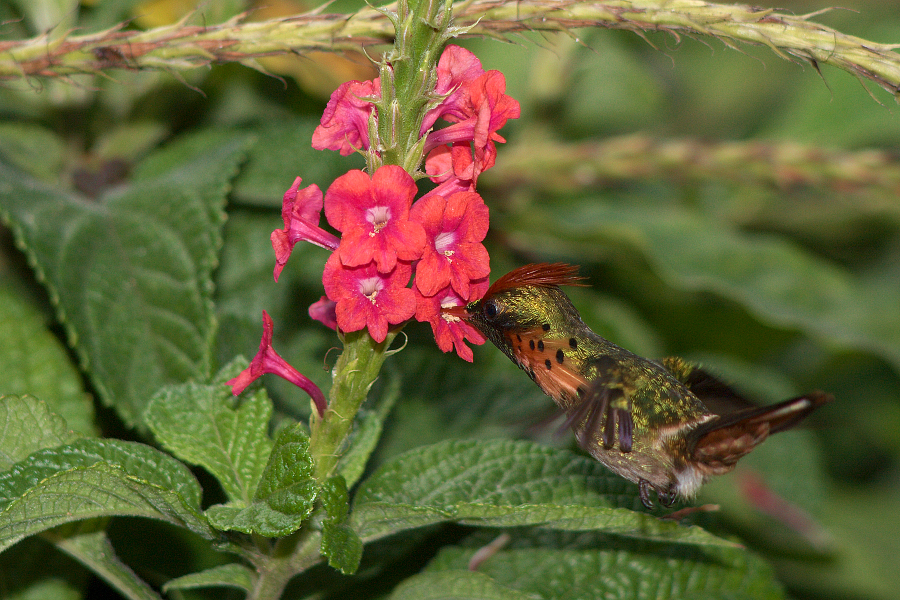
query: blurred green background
[{"left": 1, "top": 0, "right": 899, "bottom": 598}]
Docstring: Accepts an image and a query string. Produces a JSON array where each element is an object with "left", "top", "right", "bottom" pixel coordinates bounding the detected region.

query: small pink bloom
[
  {"left": 410, "top": 191, "right": 490, "bottom": 298},
  {"left": 312, "top": 78, "right": 380, "bottom": 156},
  {"left": 424, "top": 71, "right": 520, "bottom": 184},
  {"left": 422, "top": 143, "right": 480, "bottom": 200},
  {"left": 416, "top": 281, "right": 488, "bottom": 362},
  {"left": 227, "top": 311, "right": 327, "bottom": 417},
  {"left": 271, "top": 178, "right": 340, "bottom": 281},
  {"left": 322, "top": 254, "right": 416, "bottom": 343},
  {"left": 309, "top": 296, "right": 337, "bottom": 330},
  {"left": 421, "top": 45, "right": 486, "bottom": 134},
  {"left": 325, "top": 166, "right": 426, "bottom": 273}
]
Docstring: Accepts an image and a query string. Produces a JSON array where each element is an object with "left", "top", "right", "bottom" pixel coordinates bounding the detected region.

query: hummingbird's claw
[
  {"left": 638, "top": 479, "right": 678, "bottom": 509},
  {"left": 639, "top": 479, "right": 654, "bottom": 509},
  {"left": 658, "top": 485, "right": 678, "bottom": 507}
]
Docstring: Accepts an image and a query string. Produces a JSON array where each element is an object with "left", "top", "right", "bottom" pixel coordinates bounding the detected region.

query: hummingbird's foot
[
  {"left": 658, "top": 484, "right": 678, "bottom": 507},
  {"left": 638, "top": 479, "right": 654, "bottom": 509},
  {"left": 638, "top": 480, "right": 678, "bottom": 509}
]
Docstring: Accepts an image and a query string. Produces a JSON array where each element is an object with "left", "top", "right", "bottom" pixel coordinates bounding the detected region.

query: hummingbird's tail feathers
[
  {"left": 566, "top": 383, "right": 634, "bottom": 453},
  {"left": 688, "top": 392, "right": 832, "bottom": 473}
]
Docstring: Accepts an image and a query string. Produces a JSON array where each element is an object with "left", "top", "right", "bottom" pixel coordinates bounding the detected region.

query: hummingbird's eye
[{"left": 483, "top": 299, "right": 500, "bottom": 320}]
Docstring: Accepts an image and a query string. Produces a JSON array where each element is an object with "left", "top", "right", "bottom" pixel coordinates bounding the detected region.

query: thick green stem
[
  {"left": 309, "top": 331, "right": 397, "bottom": 483},
  {"left": 246, "top": 531, "right": 321, "bottom": 600}
]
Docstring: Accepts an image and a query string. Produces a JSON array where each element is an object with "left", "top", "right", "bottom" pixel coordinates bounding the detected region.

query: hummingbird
[{"left": 446, "top": 263, "right": 831, "bottom": 509}]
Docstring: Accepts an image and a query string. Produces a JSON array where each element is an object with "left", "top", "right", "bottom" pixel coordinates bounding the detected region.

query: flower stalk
[
  {"left": 310, "top": 330, "right": 397, "bottom": 482},
  {"left": 4, "top": 2, "right": 900, "bottom": 99},
  {"left": 310, "top": 0, "right": 478, "bottom": 481}
]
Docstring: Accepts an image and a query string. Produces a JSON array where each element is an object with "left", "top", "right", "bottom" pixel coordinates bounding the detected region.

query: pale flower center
[
  {"left": 366, "top": 206, "right": 391, "bottom": 234},
  {"left": 440, "top": 297, "right": 461, "bottom": 322},
  {"left": 358, "top": 277, "right": 382, "bottom": 303},
  {"left": 434, "top": 231, "right": 456, "bottom": 259}
]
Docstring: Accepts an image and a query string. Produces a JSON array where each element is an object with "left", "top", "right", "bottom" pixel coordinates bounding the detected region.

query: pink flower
[
  {"left": 424, "top": 70, "right": 520, "bottom": 184},
  {"left": 325, "top": 166, "right": 426, "bottom": 273},
  {"left": 421, "top": 45, "right": 486, "bottom": 134},
  {"left": 416, "top": 281, "right": 488, "bottom": 362},
  {"left": 422, "top": 143, "right": 479, "bottom": 200},
  {"left": 271, "top": 178, "right": 340, "bottom": 282},
  {"left": 312, "top": 78, "right": 380, "bottom": 156},
  {"left": 309, "top": 296, "right": 337, "bottom": 330},
  {"left": 227, "top": 311, "right": 327, "bottom": 417},
  {"left": 322, "top": 254, "right": 416, "bottom": 343},
  {"left": 410, "top": 191, "right": 490, "bottom": 298}
]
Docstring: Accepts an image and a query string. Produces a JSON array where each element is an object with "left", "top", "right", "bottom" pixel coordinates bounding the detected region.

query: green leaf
[
  {"left": 0, "top": 438, "right": 216, "bottom": 552},
  {"left": 320, "top": 475, "right": 362, "bottom": 574},
  {"left": 144, "top": 361, "right": 274, "bottom": 504},
  {"left": 0, "top": 287, "right": 95, "bottom": 436},
  {"left": 425, "top": 539, "right": 785, "bottom": 600},
  {"left": 527, "top": 202, "right": 900, "bottom": 371},
  {"left": 0, "top": 438, "right": 202, "bottom": 508},
  {"left": 162, "top": 563, "right": 255, "bottom": 594},
  {"left": 206, "top": 423, "right": 317, "bottom": 537},
  {"left": 2, "top": 579, "right": 81, "bottom": 600},
  {"left": 352, "top": 439, "right": 730, "bottom": 547},
  {"left": 49, "top": 528, "right": 162, "bottom": 600},
  {"left": 0, "top": 130, "right": 253, "bottom": 427},
  {"left": 0, "top": 396, "right": 77, "bottom": 471},
  {"left": 389, "top": 570, "right": 534, "bottom": 600},
  {"left": 0, "top": 123, "right": 66, "bottom": 182},
  {"left": 782, "top": 486, "right": 900, "bottom": 600},
  {"left": 321, "top": 522, "right": 363, "bottom": 576},
  {"left": 232, "top": 117, "right": 363, "bottom": 207}
]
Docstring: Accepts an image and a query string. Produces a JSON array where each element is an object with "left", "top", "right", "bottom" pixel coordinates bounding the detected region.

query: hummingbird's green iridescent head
[{"left": 458, "top": 263, "right": 587, "bottom": 356}]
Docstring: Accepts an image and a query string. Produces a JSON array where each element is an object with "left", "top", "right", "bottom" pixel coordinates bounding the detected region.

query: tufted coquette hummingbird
[{"left": 445, "top": 263, "right": 831, "bottom": 509}]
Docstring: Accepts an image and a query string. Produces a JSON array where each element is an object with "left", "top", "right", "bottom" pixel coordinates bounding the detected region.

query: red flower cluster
[
  {"left": 229, "top": 45, "right": 518, "bottom": 411},
  {"left": 302, "top": 45, "right": 517, "bottom": 360}
]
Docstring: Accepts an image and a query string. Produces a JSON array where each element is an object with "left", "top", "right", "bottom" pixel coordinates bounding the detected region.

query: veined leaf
[
  {"left": 0, "top": 396, "right": 77, "bottom": 471},
  {"left": 0, "top": 288, "right": 95, "bottom": 436},
  {"left": 49, "top": 528, "right": 162, "bottom": 600},
  {"left": 0, "top": 438, "right": 201, "bottom": 508},
  {"left": 389, "top": 570, "right": 534, "bottom": 600},
  {"left": 206, "top": 423, "right": 317, "bottom": 537},
  {"left": 0, "top": 131, "right": 253, "bottom": 427},
  {"left": 0, "top": 438, "right": 215, "bottom": 552},
  {"left": 352, "top": 439, "right": 730, "bottom": 547},
  {"left": 520, "top": 202, "right": 900, "bottom": 371},
  {"left": 162, "top": 563, "right": 255, "bottom": 594},
  {"left": 320, "top": 475, "right": 362, "bottom": 574},
  {"left": 425, "top": 539, "right": 784, "bottom": 600},
  {"left": 144, "top": 361, "right": 274, "bottom": 504}
]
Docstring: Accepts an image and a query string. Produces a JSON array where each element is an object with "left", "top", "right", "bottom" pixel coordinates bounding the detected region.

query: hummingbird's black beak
[{"left": 442, "top": 304, "right": 470, "bottom": 319}]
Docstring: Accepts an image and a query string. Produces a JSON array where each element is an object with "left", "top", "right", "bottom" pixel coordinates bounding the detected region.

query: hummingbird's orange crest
[{"left": 484, "top": 263, "right": 587, "bottom": 298}]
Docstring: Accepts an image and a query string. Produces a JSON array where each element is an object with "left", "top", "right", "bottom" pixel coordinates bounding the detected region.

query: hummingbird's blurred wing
[
  {"left": 565, "top": 356, "right": 635, "bottom": 452},
  {"left": 687, "top": 392, "right": 832, "bottom": 473}
]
